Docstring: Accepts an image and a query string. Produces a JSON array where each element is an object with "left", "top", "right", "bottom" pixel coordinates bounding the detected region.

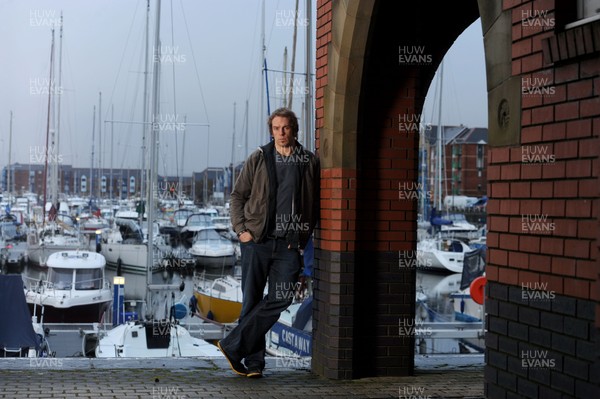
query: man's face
[{"left": 271, "top": 116, "right": 295, "bottom": 147}]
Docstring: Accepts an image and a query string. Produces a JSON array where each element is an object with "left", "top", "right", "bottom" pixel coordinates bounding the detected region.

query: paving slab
[{"left": 0, "top": 355, "right": 484, "bottom": 399}]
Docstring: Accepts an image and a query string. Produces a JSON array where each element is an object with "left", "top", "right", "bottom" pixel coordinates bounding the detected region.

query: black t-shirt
[{"left": 272, "top": 147, "right": 302, "bottom": 237}]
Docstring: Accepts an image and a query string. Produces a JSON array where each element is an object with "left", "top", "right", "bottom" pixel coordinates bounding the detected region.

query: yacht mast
[
  {"left": 110, "top": 105, "right": 114, "bottom": 200},
  {"left": 98, "top": 91, "right": 102, "bottom": 199},
  {"left": 436, "top": 61, "right": 444, "bottom": 211},
  {"left": 230, "top": 102, "right": 236, "bottom": 194},
  {"left": 140, "top": 0, "right": 151, "bottom": 226},
  {"left": 90, "top": 105, "right": 95, "bottom": 201},
  {"left": 7, "top": 111, "right": 12, "bottom": 197},
  {"left": 42, "top": 28, "right": 55, "bottom": 223},
  {"left": 52, "top": 12, "right": 63, "bottom": 206},
  {"left": 304, "top": 0, "right": 312, "bottom": 150},
  {"left": 260, "top": 0, "right": 265, "bottom": 146},
  {"left": 146, "top": 0, "right": 162, "bottom": 320},
  {"left": 287, "top": 0, "right": 300, "bottom": 110},
  {"left": 179, "top": 115, "right": 186, "bottom": 202}
]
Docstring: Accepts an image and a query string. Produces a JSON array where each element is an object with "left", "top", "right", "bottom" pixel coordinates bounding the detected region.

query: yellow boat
[{"left": 193, "top": 275, "right": 242, "bottom": 323}]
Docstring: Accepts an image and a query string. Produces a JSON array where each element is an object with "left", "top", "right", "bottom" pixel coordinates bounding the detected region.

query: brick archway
[{"left": 313, "top": 0, "right": 481, "bottom": 379}]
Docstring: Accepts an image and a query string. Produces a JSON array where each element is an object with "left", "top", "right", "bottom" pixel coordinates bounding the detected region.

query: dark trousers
[{"left": 220, "top": 237, "right": 301, "bottom": 370}]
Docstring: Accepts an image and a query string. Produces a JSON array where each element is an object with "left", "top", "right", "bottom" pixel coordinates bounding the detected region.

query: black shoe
[
  {"left": 217, "top": 341, "right": 248, "bottom": 376},
  {"left": 246, "top": 367, "right": 263, "bottom": 378}
]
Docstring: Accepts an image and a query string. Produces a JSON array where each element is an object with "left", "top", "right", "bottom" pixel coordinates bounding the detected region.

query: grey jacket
[{"left": 230, "top": 140, "right": 319, "bottom": 249}]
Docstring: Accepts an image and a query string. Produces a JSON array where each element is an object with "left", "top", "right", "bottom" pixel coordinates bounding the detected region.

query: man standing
[{"left": 218, "top": 108, "right": 319, "bottom": 378}]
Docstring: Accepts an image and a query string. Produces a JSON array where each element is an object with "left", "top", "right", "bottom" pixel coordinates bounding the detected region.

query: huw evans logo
[
  {"left": 522, "top": 77, "right": 555, "bottom": 97},
  {"left": 521, "top": 145, "right": 555, "bottom": 164},
  {"left": 399, "top": 386, "right": 432, "bottom": 399},
  {"left": 521, "top": 9, "right": 555, "bottom": 30},
  {"left": 152, "top": 386, "right": 186, "bottom": 399},
  {"left": 275, "top": 9, "right": 309, "bottom": 27},
  {"left": 275, "top": 146, "right": 310, "bottom": 164},
  {"left": 30, "top": 9, "right": 62, "bottom": 27},
  {"left": 275, "top": 354, "right": 310, "bottom": 369},
  {"left": 398, "top": 113, "right": 432, "bottom": 133},
  {"left": 152, "top": 320, "right": 171, "bottom": 336},
  {"left": 521, "top": 282, "right": 556, "bottom": 301},
  {"left": 29, "top": 358, "right": 63, "bottom": 368},
  {"left": 29, "top": 77, "right": 63, "bottom": 96},
  {"left": 154, "top": 181, "right": 185, "bottom": 201},
  {"left": 521, "top": 214, "right": 555, "bottom": 234},
  {"left": 398, "top": 182, "right": 432, "bottom": 201},
  {"left": 275, "top": 214, "right": 310, "bottom": 233},
  {"left": 398, "top": 250, "right": 432, "bottom": 269},
  {"left": 30, "top": 146, "right": 63, "bottom": 164},
  {"left": 153, "top": 45, "right": 186, "bottom": 63},
  {"left": 521, "top": 350, "right": 556, "bottom": 369},
  {"left": 398, "top": 46, "right": 432, "bottom": 65},
  {"left": 398, "top": 318, "right": 432, "bottom": 337},
  {"left": 275, "top": 77, "right": 309, "bottom": 96},
  {"left": 152, "top": 114, "right": 186, "bottom": 132},
  {"left": 274, "top": 281, "right": 304, "bottom": 301}
]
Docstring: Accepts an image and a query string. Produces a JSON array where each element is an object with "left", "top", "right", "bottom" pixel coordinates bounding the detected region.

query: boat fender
[
  {"left": 470, "top": 276, "right": 487, "bottom": 305},
  {"left": 116, "top": 258, "right": 122, "bottom": 276},
  {"left": 207, "top": 310, "right": 214, "bottom": 320}
]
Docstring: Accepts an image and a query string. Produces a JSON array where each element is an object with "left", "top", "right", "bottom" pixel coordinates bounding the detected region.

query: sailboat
[
  {"left": 91, "top": 0, "right": 222, "bottom": 358},
  {"left": 26, "top": 18, "right": 86, "bottom": 267},
  {"left": 416, "top": 62, "right": 474, "bottom": 274}
]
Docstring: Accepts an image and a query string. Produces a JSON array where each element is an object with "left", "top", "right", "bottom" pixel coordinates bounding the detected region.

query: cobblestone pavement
[{"left": 0, "top": 356, "right": 484, "bottom": 399}]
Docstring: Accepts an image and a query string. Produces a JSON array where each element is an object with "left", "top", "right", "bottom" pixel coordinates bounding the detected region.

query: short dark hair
[{"left": 268, "top": 108, "right": 299, "bottom": 137}]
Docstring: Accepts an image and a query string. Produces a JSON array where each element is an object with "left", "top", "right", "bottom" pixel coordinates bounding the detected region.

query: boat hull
[
  {"left": 94, "top": 321, "right": 223, "bottom": 358},
  {"left": 28, "top": 300, "right": 111, "bottom": 323},
  {"left": 193, "top": 290, "right": 242, "bottom": 323}
]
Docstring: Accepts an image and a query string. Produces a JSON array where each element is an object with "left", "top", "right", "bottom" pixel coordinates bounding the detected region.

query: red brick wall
[
  {"left": 484, "top": 0, "right": 599, "bottom": 396},
  {"left": 487, "top": 0, "right": 599, "bottom": 306}
]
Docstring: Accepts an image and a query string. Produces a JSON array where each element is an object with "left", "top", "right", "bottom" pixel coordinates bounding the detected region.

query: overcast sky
[{"left": 0, "top": 1, "right": 487, "bottom": 177}]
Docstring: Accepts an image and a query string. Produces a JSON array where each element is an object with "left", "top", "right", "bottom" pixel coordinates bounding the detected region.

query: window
[
  {"left": 578, "top": 0, "right": 600, "bottom": 19},
  {"left": 49, "top": 268, "right": 73, "bottom": 290},
  {"left": 476, "top": 145, "right": 484, "bottom": 169},
  {"left": 567, "top": 0, "right": 600, "bottom": 27},
  {"left": 75, "top": 268, "right": 103, "bottom": 290}
]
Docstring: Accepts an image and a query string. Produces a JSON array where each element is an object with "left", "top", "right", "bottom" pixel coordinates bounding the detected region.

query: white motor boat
[
  {"left": 189, "top": 228, "right": 236, "bottom": 270},
  {"left": 93, "top": 320, "right": 223, "bottom": 358},
  {"left": 23, "top": 251, "right": 112, "bottom": 323},
  {"left": 417, "top": 238, "right": 472, "bottom": 273}
]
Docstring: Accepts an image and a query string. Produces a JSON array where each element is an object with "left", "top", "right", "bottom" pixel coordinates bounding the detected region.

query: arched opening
[{"left": 314, "top": 0, "right": 482, "bottom": 379}]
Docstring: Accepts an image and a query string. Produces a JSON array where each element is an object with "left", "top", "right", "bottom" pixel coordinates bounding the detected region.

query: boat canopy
[{"left": 0, "top": 275, "right": 40, "bottom": 352}]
